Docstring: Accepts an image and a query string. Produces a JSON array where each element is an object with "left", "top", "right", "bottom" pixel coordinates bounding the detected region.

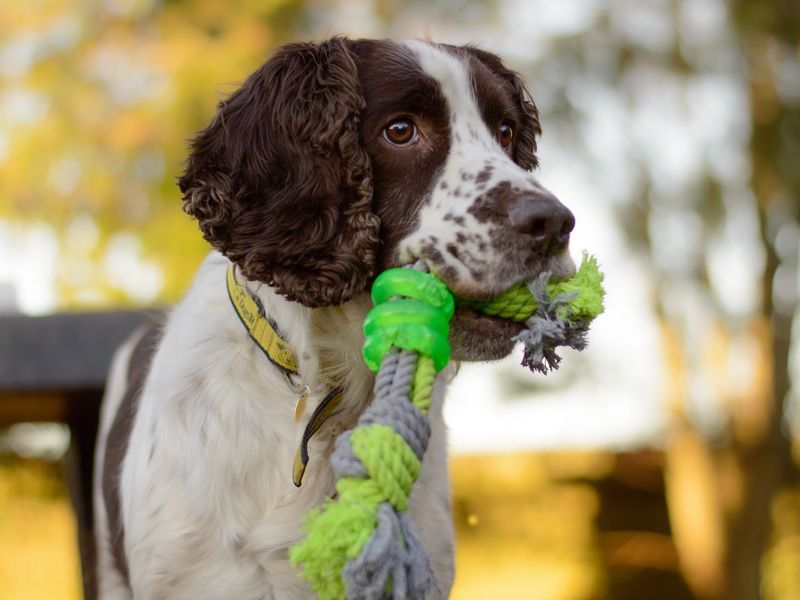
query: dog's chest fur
[{"left": 96, "top": 255, "right": 454, "bottom": 599}]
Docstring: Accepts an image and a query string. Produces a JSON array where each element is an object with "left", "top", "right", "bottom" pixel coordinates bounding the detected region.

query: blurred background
[{"left": 1, "top": 0, "right": 799, "bottom": 598}]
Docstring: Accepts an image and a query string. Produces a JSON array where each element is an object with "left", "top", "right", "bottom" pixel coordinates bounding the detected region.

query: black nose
[{"left": 508, "top": 191, "right": 575, "bottom": 255}]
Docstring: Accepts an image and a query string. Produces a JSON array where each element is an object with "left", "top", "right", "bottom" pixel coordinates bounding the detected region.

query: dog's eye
[
  {"left": 383, "top": 119, "right": 417, "bottom": 146},
  {"left": 498, "top": 122, "right": 513, "bottom": 149}
]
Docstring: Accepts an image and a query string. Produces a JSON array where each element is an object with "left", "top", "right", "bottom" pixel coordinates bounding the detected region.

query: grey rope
[
  {"left": 513, "top": 271, "right": 589, "bottom": 373},
  {"left": 333, "top": 347, "right": 437, "bottom": 599},
  {"left": 330, "top": 260, "right": 439, "bottom": 599}
]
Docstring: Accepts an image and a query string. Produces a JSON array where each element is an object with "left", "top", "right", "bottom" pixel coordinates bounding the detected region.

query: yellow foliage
[
  {"left": 0, "top": 0, "right": 300, "bottom": 308},
  {"left": 0, "top": 459, "right": 81, "bottom": 600}
]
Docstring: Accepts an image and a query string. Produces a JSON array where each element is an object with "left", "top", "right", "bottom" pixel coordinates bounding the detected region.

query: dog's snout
[{"left": 509, "top": 192, "right": 575, "bottom": 255}]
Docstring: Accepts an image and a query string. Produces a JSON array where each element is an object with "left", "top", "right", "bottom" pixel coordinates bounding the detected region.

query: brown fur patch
[{"left": 102, "top": 321, "right": 162, "bottom": 585}]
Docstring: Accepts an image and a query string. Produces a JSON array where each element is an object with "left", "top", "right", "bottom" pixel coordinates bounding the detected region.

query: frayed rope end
[{"left": 514, "top": 253, "right": 605, "bottom": 374}]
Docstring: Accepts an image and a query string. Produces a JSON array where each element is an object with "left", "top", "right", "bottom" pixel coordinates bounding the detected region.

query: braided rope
[
  {"left": 410, "top": 356, "right": 435, "bottom": 413},
  {"left": 290, "top": 253, "right": 605, "bottom": 599},
  {"left": 290, "top": 261, "right": 442, "bottom": 600},
  {"left": 460, "top": 284, "right": 537, "bottom": 321}
]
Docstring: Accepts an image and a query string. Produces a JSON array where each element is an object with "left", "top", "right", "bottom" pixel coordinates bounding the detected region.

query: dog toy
[{"left": 289, "top": 253, "right": 604, "bottom": 600}]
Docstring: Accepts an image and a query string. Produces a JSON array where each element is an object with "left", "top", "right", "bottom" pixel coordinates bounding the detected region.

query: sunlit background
[{"left": 1, "top": 0, "right": 799, "bottom": 598}]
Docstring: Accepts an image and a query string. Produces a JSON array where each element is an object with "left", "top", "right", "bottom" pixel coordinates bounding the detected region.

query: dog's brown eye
[
  {"left": 498, "top": 122, "right": 513, "bottom": 149},
  {"left": 383, "top": 119, "right": 417, "bottom": 146}
]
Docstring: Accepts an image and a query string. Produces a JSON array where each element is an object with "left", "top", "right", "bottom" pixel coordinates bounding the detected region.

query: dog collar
[
  {"left": 226, "top": 265, "right": 300, "bottom": 376},
  {"left": 226, "top": 264, "right": 343, "bottom": 487}
]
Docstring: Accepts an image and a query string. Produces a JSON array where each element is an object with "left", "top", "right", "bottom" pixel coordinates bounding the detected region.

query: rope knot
[{"left": 351, "top": 424, "right": 420, "bottom": 511}]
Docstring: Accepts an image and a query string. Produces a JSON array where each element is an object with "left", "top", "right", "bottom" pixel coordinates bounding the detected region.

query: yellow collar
[
  {"left": 226, "top": 264, "right": 342, "bottom": 487},
  {"left": 226, "top": 265, "right": 299, "bottom": 376}
]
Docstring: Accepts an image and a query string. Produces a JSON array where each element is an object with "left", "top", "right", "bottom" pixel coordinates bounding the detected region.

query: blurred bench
[{"left": 0, "top": 310, "right": 158, "bottom": 599}]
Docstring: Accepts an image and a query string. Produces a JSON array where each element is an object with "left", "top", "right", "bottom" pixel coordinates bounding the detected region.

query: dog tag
[
  {"left": 292, "top": 387, "right": 343, "bottom": 487},
  {"left": 294, "top": 385, "right": 310, "bottom": 423}
]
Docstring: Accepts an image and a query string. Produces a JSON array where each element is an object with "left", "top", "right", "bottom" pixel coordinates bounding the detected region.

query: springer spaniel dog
[{"left": 93, "top": 37, "right": 575, "bottom": 599}]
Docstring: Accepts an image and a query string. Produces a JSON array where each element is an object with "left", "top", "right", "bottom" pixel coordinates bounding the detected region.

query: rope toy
[{"left": 289, "top": 253, "right": 605, "bottom": 599}]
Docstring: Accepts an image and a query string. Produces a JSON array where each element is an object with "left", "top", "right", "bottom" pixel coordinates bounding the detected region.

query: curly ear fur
[
  {"left": 179, "top": 37, "right": 380, "bottom": 307},
  {"left": 461, "top": 46, "right": 542, "bottom": 171}
]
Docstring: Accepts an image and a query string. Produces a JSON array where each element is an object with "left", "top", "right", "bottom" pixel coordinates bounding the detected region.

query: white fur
[{"left": 94, "top": 253, "right": 455, "bottom": 599}]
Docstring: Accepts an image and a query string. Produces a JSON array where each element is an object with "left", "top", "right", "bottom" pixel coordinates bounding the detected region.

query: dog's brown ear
[
  {"left": 179, "top": 37, "right": 380, "bottom": 307},
  {"left": 462, "top": 46, "right": 542, "bottom": 171}
]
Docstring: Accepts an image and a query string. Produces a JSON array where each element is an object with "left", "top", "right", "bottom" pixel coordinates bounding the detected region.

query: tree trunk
[{"left": 724, "top": 1, "right": 800, "bottom": 598}]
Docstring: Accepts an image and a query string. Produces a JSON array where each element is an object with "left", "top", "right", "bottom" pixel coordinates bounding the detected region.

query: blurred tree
[
  {"left": 509, "top": 1, "right": 800, "bottom": 598},
  {"left": 359, "top": 0, "right": 800, "bottom": 597},
  {"left": 725, "top": 1, "right": 800, "bottom": 598},
  {"left": 0, "top": 0, "right": 308, "bottom": 307},
  {"left": 525, "top": 0, "right": 800, "bottom": 596}
]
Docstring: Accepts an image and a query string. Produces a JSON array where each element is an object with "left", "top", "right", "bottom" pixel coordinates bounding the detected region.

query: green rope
[
  {"left": 290, "top": 488, "right": 379, "bottom": 599},
  {"left": 350, "top": 424, "right": 422, "bottom": 511},
  {"left": 459, "top": 252, "right": 605, "bottom": 323},
  {"left": 459, "top": 284, "right": 537, "bottom": 321},
  {"left": 547, "top": 253, "right": 605, "bottom": 322},
  {"left": 410, "top": 355, "right": 435, "bottom": 413}
]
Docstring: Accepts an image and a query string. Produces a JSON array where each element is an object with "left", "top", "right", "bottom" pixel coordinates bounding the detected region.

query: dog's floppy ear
[
  {"left": 179, "top": 37, "right": 379, "bottom": 307},
  {"left": 462, "top": 46, "right": 542, "bottom": 171}
]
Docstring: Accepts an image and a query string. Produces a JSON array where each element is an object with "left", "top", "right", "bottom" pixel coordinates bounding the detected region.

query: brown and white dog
[{"left": 93, "top": 37, "right": 575, "bottom": 599}]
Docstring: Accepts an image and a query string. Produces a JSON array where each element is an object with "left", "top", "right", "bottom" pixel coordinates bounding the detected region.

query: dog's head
[{"left": 180, "top": 37, "right": 575, "bottom": 360}]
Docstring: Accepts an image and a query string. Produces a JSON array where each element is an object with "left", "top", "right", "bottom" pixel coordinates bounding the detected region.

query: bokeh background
[{"left": 1, "top": 0, "right": 799, "bottom": 598}]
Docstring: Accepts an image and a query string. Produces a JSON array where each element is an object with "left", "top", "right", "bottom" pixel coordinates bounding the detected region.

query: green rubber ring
[
  {"left": 364, "top": 299, "right": 450, "bottom": 338},
  {"left": 363, "top": 324, "right": 451, "bottom": 372},
  {"left": 363, "top": 299, "right": 452, "bottom": 372},
  {"left": 371, "top": 269, "right": 455, "bottom": 320}
]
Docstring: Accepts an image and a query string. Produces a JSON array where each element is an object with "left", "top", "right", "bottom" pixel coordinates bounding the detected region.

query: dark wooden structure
[{"left": 0, "top": 310, "right": 156, "bottom": 599}]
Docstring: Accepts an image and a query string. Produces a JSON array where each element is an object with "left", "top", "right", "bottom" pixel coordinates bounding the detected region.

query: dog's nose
[{"left": 508, "top": 191, "right": 575, "bottom": 255}]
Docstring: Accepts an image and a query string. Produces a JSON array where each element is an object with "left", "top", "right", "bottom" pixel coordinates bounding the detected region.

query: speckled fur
[{"left": 398, "top": 41, "right": 574, "bottom": 302}]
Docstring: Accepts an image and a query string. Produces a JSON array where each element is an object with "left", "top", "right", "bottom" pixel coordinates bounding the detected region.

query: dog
[{"left": 93, "top": 37, "right": 575, "bottom": 599}]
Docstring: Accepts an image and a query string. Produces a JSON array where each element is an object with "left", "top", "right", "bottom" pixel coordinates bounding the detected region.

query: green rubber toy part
[
  {"left": 363, "top": 324, "right": 451, "bottom": 372},
  {"left": 363, "top": 299, "right": 452, "bottom": 372},
  {"left": 364, "top": 299, "right": 450, "bottom": 338},
  {"left": 371, "top": 268, "right": 455, "bottom": 319}
]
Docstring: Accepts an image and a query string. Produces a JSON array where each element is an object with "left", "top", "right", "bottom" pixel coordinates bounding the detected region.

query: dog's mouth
[
  {"left": 445, "top": 272, "right": 537, "bottom": 362},
  {"left": 451, "top": 304, "right": 527, "bottom": 335},
  {"left": 448, "top": 305, "right": 526, "bottom": 361},
  {"left": 430, "top": 255, "right": 576, "bottom": 362},
  {"left": 393, "top": 248, "right": 577, "bottom": 361}
]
